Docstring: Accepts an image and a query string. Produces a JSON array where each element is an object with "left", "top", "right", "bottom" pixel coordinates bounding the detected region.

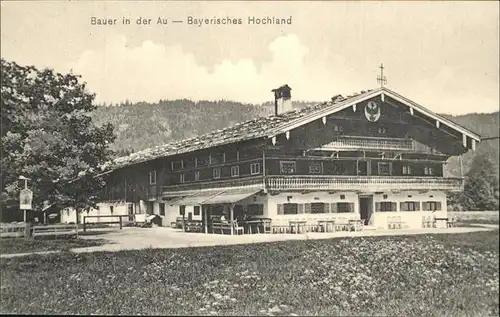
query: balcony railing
[
  {"left": 265, "top": 175, "right": 463, "bottom": 192},
  {"left": 320, "top": 136, "right": 438, "bottom": 153},
  {"left": 161, "top": 175, "right": 265, "bottom": 195}
]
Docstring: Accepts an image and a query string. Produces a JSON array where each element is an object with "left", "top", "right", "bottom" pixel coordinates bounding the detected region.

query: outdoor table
[
  {"left": 288, "top": 220, "right": 307, "bottom": 234},
  {"left": 243, "top": 220, "right": 262, "bottom": 234},
  {"left": 348, "top": 219, "right": 364, "bottom": 231},
  {"left": 317, "top": 220, "right": 336, "bottom": 232},
  {"left": 434, "top": 217, "right": 449, "bottom": 229}
]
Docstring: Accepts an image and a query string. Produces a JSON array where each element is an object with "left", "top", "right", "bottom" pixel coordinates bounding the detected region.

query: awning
[
  {"left": 172, "top": 190, "right": 225, "bottom": 206},
  {"left": 162, "top": 195, "right": 192, "bottom": 205},
  {"left": 202, "top": 187, "right": 262, "bottom": 204}
]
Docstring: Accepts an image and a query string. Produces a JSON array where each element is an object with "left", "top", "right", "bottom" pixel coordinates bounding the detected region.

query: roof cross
[{"left": 376, "top": 63, "right": 387, "bottom": 88}]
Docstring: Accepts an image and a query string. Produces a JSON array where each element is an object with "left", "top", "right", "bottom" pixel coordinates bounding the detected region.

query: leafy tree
[
  {"left": 1, "top": 59, "right": 115, "bottom": 223},
  {"left": 460, "top": 153, "right": 499, "bottom": 211}
]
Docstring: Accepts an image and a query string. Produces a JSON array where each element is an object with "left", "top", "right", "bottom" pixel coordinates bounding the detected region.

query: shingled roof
[
  {"left": 101, "top": 87, "right": 481, "bottom": 172},
  {"left": 100, "top": 90, "right": 377, "bottom": 172}
]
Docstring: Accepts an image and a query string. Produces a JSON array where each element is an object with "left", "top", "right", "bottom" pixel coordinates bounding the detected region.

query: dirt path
[
  {"left": 70, "top": 224, "right": 498, "bottom": 254},
  {"left": 2, "top": 224, "right": 497, "bottom": 258}
]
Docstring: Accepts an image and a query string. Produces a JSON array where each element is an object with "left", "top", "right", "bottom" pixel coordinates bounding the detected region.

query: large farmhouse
[{"left": 61, "top": 85, "right": 480, "bottom": 233}]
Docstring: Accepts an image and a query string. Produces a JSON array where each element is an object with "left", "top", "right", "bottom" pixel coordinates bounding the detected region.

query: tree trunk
[{"left": 75, "top": 208, "right": 80, "bottom": 226}]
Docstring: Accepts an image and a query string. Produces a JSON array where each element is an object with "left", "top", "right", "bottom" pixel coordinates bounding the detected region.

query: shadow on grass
[
  {"left": 0, "top": 237, "right": 109, "bottom": 255},
  {"left": 78, "top": 230, "right": 119, "bottom": 237}
]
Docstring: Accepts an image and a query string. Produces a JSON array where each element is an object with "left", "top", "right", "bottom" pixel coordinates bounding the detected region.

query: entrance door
[
  {"left": 127, "top": 203, "right": 134, "bottom": 221},
  {"left": 359, "top": 196, "right": 373, "bottom": 225}
]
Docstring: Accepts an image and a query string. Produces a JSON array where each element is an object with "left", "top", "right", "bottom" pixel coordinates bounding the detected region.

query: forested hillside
[{"left": 90, "top": 100, "right": 499, "bottom": 177}]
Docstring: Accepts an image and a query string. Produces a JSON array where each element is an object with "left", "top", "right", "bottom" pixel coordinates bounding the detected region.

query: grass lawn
[
  {"left": 1, "top": 231, "right": 498, "bottom": 316},
  {"left": 0, "top": 237, "right": 108, "bottom": 255}
]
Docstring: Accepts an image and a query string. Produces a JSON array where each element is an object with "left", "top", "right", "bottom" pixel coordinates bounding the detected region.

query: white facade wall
[
  {"left": 372, "top": 191, "right": 447, "bottom": 229},
  {"left": 60, "top": 202, "right": 144, "bottom": 224},
  {"left": 263, "top": 191, "right": 360, "bottom": 226}
]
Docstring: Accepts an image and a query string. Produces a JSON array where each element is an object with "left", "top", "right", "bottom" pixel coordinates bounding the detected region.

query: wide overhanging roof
[{"left": 100, "top": 87, "right": 481, "bottom": 172}]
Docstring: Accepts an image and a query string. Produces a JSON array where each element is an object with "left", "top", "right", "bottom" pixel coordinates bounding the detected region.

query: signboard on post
[{"left": 19, "top": 189, "right": 33, "bottom": 210}]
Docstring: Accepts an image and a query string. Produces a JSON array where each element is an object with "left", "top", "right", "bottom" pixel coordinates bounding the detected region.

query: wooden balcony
[
  {"left": 162, "top": 175, "right": 265, "bottom": 196},
  {"left": 265, "top": 175, "right": 463, "bottom": 192},
  {"left": 161, "top": 174, "right": 462, "bottom": 195},
  {"left": 319, "top": 136, "right": 438, "bottom": 153}
]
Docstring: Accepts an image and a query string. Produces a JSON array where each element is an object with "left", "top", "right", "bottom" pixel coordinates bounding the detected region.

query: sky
[{"left": 1, "top": 1, "right": 499, "bottom": 115}]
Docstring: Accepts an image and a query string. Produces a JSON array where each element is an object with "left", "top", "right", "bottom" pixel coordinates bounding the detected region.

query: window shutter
[
  {"left": 391, "top": 202, "right": 397, "bottom": 212},
  {"left": 304, "top": 203, "right": 311, "bottom": 214},
  {"left": 330, "top": 203, "right": 337, "bottom": 213},
  {"left": 436, "top": 202, "right": 441, "bottom": 211},
  {"left": 415, "top": 202, "right": 420, "bottom": 211},
  {"left": 348, "top": 203, "right": 355, "bottom": 213},
  {"left": 298, "top": 204, "right": 305, "bottom": 214},
  {"left": 277, "top": 204, "right": 284, "bottom": 215},
  {"left": 325, "top": 203, "right": 330, "bottom": 213},
  {"left": 375, "top": 202, "right": 381, "bottom": 212},
  {"left": 400, "top": 202, "right": 405, "bottom": 211}
]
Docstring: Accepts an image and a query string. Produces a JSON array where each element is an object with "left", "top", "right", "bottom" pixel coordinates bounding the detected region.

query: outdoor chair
[
  {"left": 232, "top": 220, "right": 244, "bottom": 235},
  {"left": 447, "top": 217, "right": 456, "bottom": 228}
]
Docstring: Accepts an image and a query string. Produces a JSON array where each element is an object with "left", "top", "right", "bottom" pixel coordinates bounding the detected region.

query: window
[
  {"left": 280, "top": 161, "right": 296, "bottom": 174},
  {"left": 193, "top": 206, "right": 200, "bottom": 216},
  {"left": 194, "top": 171, "right": 200, "bottom": 181},
  {"left": 375, "top": 202, "right": 397, "bottom": 212},
  {"left": 180, "top": 173, "right": 186, "bottom": 183},
  {"left": 422, "top": 201, "right": 442, "bottom": 211},
  {"left": 159, "top": 203, "right": 165, "bottom": 216},
  {"left": 250, "top": 163, "right": 261, "bottom": 175},
  {"left": 231, "top": 166, "right": 240, "bottom": 177},
  {"left": 378, "top": 162, "right": 391, "bottom": 176},
  {"left": 333, "top": 124, "right": 344, "bottom": 132},
  {"left": 283, "top": 203, "right": 298, "bottom": 215},
  {"left": 247, "top": 204, "right": 264, "bottom": 215},
  {"left": 179, "top": 205, "right": 186, "bottom": 216},
  {"left": 172, "top": 161, "right": 183, "bottom": 171},
  {"left": 336, "top": 202, "right": 354, "bottom": 213},
  {"left": 213, "top": 168, "right": 221, "bottom": 179},
  {"left": 308, "top": 161, "right": 323, "bottom": 174},
  {"left": 400, "top": 201, "right": 420, "bottom": 212},
  {"left": 402, "top": 165, "right": 412, "bottom": 175},
  {"left": 197, "top": 156, "right": 209, "bottom": 167},
  {"left": 149, "top": 170, "right": 156, "bottom": 185},
  {"left": 109, "top": 206, "right": 114, "bottom": 214},
  {"left": 310, "top": 203, "right": 327, "bottom": 214},
  {"left": 424, "top": 166, "right": 434, "bottom": 175},
  {"left": 211, "top": 152, "right": 224, "bottom": 165}
]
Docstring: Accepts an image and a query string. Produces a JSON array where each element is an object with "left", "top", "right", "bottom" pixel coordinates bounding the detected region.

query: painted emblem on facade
[{"left": 364, "top": 101, "right": 381, "bottom": 122}]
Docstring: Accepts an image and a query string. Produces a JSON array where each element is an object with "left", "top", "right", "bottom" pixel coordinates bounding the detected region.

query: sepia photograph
[{"left": 1, "top": 0, "right": 499, "bottom": 316}]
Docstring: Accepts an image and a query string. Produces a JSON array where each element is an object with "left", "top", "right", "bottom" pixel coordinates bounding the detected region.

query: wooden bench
[
  {"left": 184, "top": 220, "right": 203, "bottom": 232},
  {"left": 212, "top": 221, "right": 243, "bottom": 235},
  {"left": 271, "top": 225, "right": 290, "bottom": 234},
  {"left": 32, "top": 224, "right": 79, "bottom": 239},
  {"left": 388, "top": 216, "right": 403, "bottom": 229}
]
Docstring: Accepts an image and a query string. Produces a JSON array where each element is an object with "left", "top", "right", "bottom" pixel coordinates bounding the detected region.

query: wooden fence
[{"left": 0, "top": 223, "right": 27, "bottom": 238}]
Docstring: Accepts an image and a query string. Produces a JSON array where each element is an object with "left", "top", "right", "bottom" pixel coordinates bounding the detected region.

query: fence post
[
  {"left": 119, "top": 216, "right": 123, "bottom": 230},
  {"left": 83, "top": 216, "right": 86, "bottom": 232},
  {"left": 24, "top": 223, "right": 30, "bottom": 240}
]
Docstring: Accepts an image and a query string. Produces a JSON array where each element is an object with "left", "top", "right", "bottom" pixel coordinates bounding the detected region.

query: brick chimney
[{"left": 271, "top": 84, "right": 292, "bottom": 115}]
